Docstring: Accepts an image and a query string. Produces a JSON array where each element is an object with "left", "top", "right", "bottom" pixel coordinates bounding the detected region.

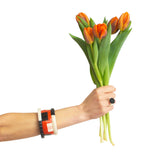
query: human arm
[{"left": 0, "top": 86, "right": 116, "bottom": 142}]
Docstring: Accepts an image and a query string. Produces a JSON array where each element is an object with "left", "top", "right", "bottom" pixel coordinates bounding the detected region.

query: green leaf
[
  {"left": 86, "top": 44, "right": 94, "bottom": 66},
  {"left": 78, "top": 21, "right": 85, "bottom": 34},
  {"left": 78, "top": 16, "right": 89, "bottom": 27},
  {"left": 70, "top": 33, "right": 101, "bottom": 86},
  {"left": 98, "top": 23, "right": 111, "bottom": 77},
  {"left": 103, "top": 17, "right": 108, "bottom": 25},
  {"left": 90, "top": 18, "right": 96, "bottom": 27},
  {"left": 69, "top": 34, "right": 88, "bottom": 60},
  {"left": 90, "top": 66, "right": 99, "bottom": 85},
  {"left": 87, "top": 44, "right": 103, "bottom": 86},
  {"left": 109, "top": 22, "right": 132, "bottom": 76}
]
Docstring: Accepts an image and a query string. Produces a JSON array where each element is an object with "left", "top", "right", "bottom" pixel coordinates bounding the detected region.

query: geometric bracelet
[
  {"left": 38, "top": 108, "right": 58, "bottom": 138},
  {"left": 37, "top": 108, "right": 45, "bottom": 138}
]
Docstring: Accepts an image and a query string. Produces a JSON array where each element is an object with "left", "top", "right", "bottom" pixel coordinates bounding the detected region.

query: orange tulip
[
  {"left": 108, "top": 17, "right": 119, "bottom": 34},
  {"left": 93, "top": 23, "right": 107, "bottom": 40},
  {"left": 118, "top": 12, "right": 130, "bottom": 31},
  {"left": 76, "top": 12, "right": 90, "bottom": 26},
  {"left": 83, "top": 27, "right": 94, "bottom": 44}
]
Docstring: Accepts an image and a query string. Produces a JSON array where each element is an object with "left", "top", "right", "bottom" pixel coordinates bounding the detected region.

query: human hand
[{"left": 80, "top": 86, "right": 116, "bottom": 120}]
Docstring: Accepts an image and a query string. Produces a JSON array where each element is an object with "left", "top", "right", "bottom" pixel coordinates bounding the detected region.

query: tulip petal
[
  {"left": 83, "top": 27, "right": 94, "bottom": 44},
  {"left": 93, "top": 25, "right": 99, "bottom": 39},
  {"left": 118, "top": 12, "right": 130, "bottom": 31},
  {"left": 76, "top": 12, "right": 90, "bottom": 26},
  {"left": 108, "top": 17, "right": 119, "bottom": 34},
  {"left": 93, "top": 23, "right": 107, "bottom": 40}
]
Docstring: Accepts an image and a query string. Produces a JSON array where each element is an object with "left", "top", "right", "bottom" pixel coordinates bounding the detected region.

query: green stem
[
  {"left": 103, "top": 60, "right": 110, "bottom": 86},
  {"left": 102, "top": 115, "right": 107, "bottom": 141},
  {"left": 106, "top": 112, "right": 114, "bottom": 146},
  {"left": 89, "top": 44, "right": 112, "bottom": 144},
  {"left": 101, "top": 64, "right": 110, "bottom": 142},
  {"left": 95, "top": 71, "right": 104, "bottom": 143},
  {"left": 105, "top": 71, "right": 114, "bottom": 145},
  {"left": 93, "top": 64, "right": 103, "bottom": 86},
  {"left": 99, "top": 116, "right": 103, "bottom": 143}
]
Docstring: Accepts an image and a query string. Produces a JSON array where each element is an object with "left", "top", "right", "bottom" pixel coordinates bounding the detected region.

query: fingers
[
  {"left": 96, "top": 85, "right": 116, "bottom": 94},
  {"left": 92, "top": 85, "right": 116, "bottom": 116},
  {"left": 100, "top": 86, "right": 116, "bottom": 115},
  {"left": 105, "top": 92, "right": 116, "bottom": 99},
  {"left": 95, "top": 88, "right": 116, "bottom": 101},
  {"left": 99, "top": 92, "right": 115, "bottom": 105},
  {"left": 99, "top": 103, "right": 114, "bottom": 116},
  {"left": 104, "top": 105, "right": 114, "bottom": 114}
]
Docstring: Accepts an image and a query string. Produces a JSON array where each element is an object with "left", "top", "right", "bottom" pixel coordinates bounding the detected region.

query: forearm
[
  {"left": 56, "top": 104, "right": 88, "bottom": 129},
  {"left": 0, "top": 104, "right": 88, "bottom": 141},
  {"left": 0, "top": 113, "right": 40, "bottom": 141}
]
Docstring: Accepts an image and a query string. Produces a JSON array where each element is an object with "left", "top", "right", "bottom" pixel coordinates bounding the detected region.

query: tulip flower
[
  {"left": 83, "top": 27, "right": 94, "bottom": 44},
  {"left": 108, "top": 17, "right": 119, "bottom": 34},
  {"left": 93, "top": 23, "right": 107, "bottom": 40},
  {"left": 118, "top": 12, "right": 130, "bottom": 31},
  {"left": 76, "top": 12, "right": 90, "bottom": 26}
]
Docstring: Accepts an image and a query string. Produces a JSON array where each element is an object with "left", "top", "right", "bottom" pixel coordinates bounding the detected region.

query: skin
[{"left": 0, "top": 86, "right": 116, "bottom": 142}]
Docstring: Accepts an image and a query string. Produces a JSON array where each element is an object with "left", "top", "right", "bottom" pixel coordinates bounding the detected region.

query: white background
[{"left": 0, "top": 0, "right": 160, "bottom": 159}]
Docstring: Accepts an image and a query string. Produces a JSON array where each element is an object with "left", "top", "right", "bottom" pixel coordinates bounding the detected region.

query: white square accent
[{"left": 47, "top": 123, "right": 53, "bottom": 132}]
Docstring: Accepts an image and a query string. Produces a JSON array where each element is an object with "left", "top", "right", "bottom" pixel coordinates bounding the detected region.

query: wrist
[{"left": 76, "top": 103, "right": 90, "bottom": 122}]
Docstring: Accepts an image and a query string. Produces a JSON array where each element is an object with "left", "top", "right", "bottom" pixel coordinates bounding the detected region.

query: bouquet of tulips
[{"left": 70, "top": 12, "right": 131, "bottom": 145}]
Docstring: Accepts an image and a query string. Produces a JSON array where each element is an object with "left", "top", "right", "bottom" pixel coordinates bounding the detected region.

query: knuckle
[
  {"left": 97, "top": 95, "right": 102, "bottom": 101},
  {"left": 93, "top": 88, "right": 98, "bottom": 96},
  {"left": 112, "top": 93, "right": 116, "bottom": 97},
  {"left": 109, "top": 106, "right": 114, "bottom": 111},
  {"left": 108, "top": 92, "right": 115, "bottom": 98},
  {"left": 94, "top": 90, "right": 101, "bottom": 99},
  {"left": 94, "top": 88, "right": 99, "bottom": 94},
  {"left": 106, "top": 101, "right": 109, "bottom": 106},
  {"left": 93, "top": 88, "right": 97, "bottom": 93}
]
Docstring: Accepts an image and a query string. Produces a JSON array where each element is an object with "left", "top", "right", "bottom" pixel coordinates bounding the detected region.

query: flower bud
[
  {"left": 93, "top": 23, "right": 107, "bottom": 40},
  {"left": 118, "top": 12, "right": 130, "bottom": 31},
  {"left": 76, "top": 12, "right": 90, "bottom": 26},
  {"left": 83, "top": 27, "right": 94, "bottom": 44},
  {"left": 108, "top": 17, "right": 119, "bottom": 34}
]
